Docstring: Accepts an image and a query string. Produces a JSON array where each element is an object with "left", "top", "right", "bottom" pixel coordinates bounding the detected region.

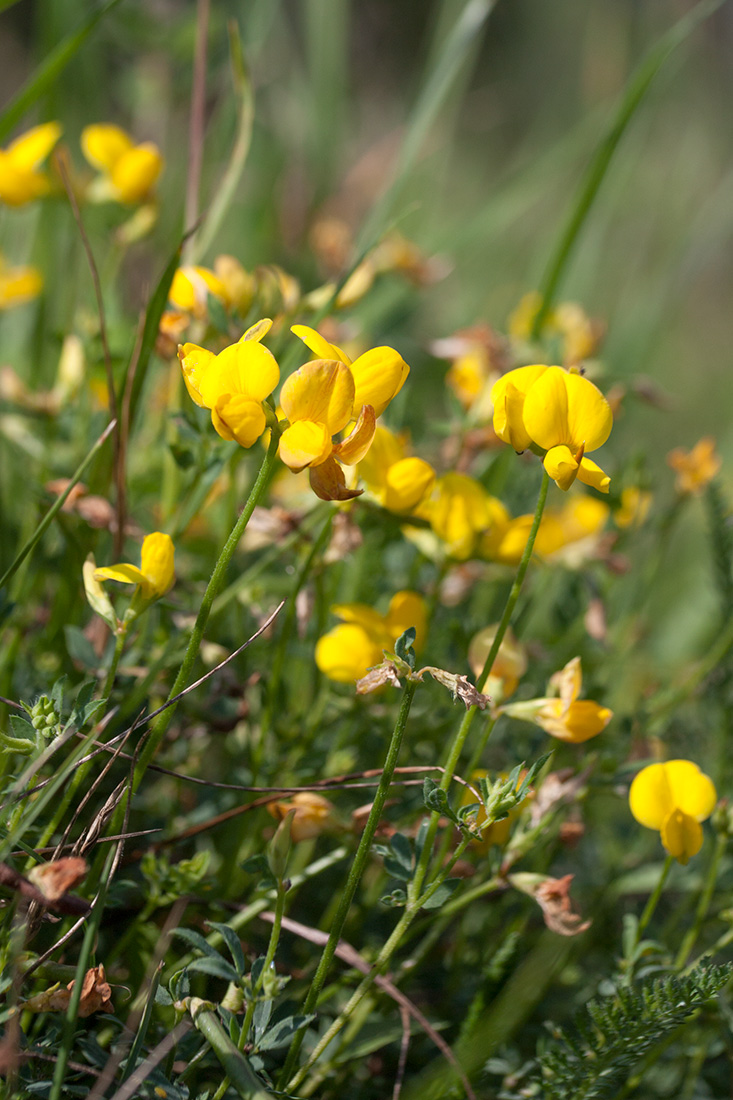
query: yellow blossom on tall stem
[
  {"left": 315, "top": 591, "right": 427, "bottom": 683},
  {"left": 492, "top": 364, "right": 613, "bottom": 493},
  {"left": 0, "top": 122, "right": 62, "bottom": 206},
  {"left": 0, "top": 254, "right": 43, "bottom": 309},
  {"left": 667, "top": 437, "right": 721, "bottom": 495},
  {"left": 277, "top": 324, "right": 410, "bottom": 501},
  {"left": 81, "top": 123, "right": 163, "bottom": 204},
  {"left": 500, "top": 656, "right": 611, "bottom": 743},
  {"left": 424, "top": 473, "right": 506, "bottom": 560},
  {"left": 629, "top": 760, "right": 716, "bottom": 865},
  {"left": 178, "top": 320, "right": 280, "bottom": 448}
]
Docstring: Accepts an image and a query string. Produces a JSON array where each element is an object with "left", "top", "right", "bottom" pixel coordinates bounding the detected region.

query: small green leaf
[{"left": 421, "top": 879, "right": 461, "bottom": 910}]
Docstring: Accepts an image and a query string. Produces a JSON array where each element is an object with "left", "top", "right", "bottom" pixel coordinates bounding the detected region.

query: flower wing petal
[
  {"left": 334, "top": 404, "right": 376, "bottom": 465},
  {"left": 80, "top": 124, "right": 132, "bottom": 172},
  {"left": 94, "top": 563, "right": 146, "bottom": 587},
  {"left": 661, "top": 809, "right": 702, "bottom": 865},
  {"left": 543, "top": 445, "right": 579, "bottom": 491},
  {"left": 178, "top": 343, "right": 216, "bottom": 407},
  {"left": 198, "top": 341, "right": 280, "bottom": 407},
  {"left": 564, "top": 371, "right": 612, "bottom": 452},
  {"left": 280, "top": 360, "right": 354, "bottom": 434},
  {"left": 349, "top": 347, "right": 409, "bottom": 418},
  {"left": 382, "top": 457, "right": 436, "bottom": 513},
  {"left": 629, "top": 763, "right": 673, "bottom": 829},
  {"left": 279, "top": 420, "right": 333, "bottom": 470},
  {"left": 577, "top": 456, "right": 611, "bottom": 493},
  {"left": 9, "top": 122, "right": 63, "bottom": 170},
  {"left": 213, "top": 396, "right": 267, "bottom": 448}
]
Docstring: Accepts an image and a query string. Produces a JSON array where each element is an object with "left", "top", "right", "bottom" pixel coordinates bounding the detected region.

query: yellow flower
[
  {"left": 267, "top": 792, "right": 335, "bottom": 842},
  {"left": 501, "top": 657, "right": 611, "bottom": 744},
  {"left": 615, "top": 486, "right": 652, "bottom": 529},
  {"left": 0, "top": 255, "right": 42, "bottom": 309},
  {"left": 169, "top": 266, "right": 228, "bottom": 319},
  {"left": 467, "top": 625, "right": 527, "bottom": 701},
  {"left": 81, "top": 123, "right": 163, "bottom": 204},
  {"left": 315, "top": 591, "right": 427, "bottom": 683},
  {"left": 357, "top": 425, "right": 435, "bottom": 514},
  {"left": 178, "top": 320, "right": 279, "bottom": 448},
  {"left": 424, "top": 473, "right": 506, "bottom": 560},
  {"left": 94, "top": 532, "right": 175, "bottom": 616},
  {"left": 0, "top": 122, "right": 61, "bottom": 206},
  {"left": 667, "top": 437, "right": 721, "bottom": 495},
  {"left": 629, "top": 760, "right": 716, "bottom": 865},
  {"left": 493, "top": 365, "right": 613, "bottom": 493},
  {"left": 489, "top": 494, "right": 610, "bottom": 567},
  {"left": 278, "top": 324, "right": 410, "bottom": 501}
]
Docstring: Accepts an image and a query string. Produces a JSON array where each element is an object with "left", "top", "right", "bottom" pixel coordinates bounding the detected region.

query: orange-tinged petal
[
  {"left": 140, "top": 532, "right": 175, "bottom": 596},
  {"left": 334, "top": 404, "right": 376, "bottom": 465},
  {"left": 212, "top": 395, "right": 267, "bottom": 448},
  {"left": 280, "top": 360, "right": 354, "bottom": 435},
  {"left": 279, "top": 420, "right": 332, "bottom": 470},
  {"left": 198, "top": 341, "right": 280, "bottom": 407},
  {"left": 9, "top": 122, "right": 62, "bottom": 170},
  {"left": 291, "top": 324, "right": 351, "bottom": 366},
  {"left": 94, "top": 563, "right": 146, "bottom": 587},
  {"left": 110, "top": 144, "right": 162, "bottom": 203},
  {"left": 81, "top": 124, "right": 133, "bottom": 171},
  {"left": 349, "top": 346, "right": 409, "bottom": 418},
  {"left": 309, "top": 456, "right": 363, "bottom": 501},
  {"left": 662, "top": 760, "right": 717, "bottom": 820},
  {"left": 315, "top": 623, "right": 383, "bottom": 682},
  {"left": 178, "top": 343, "right": 216, "bottom": 407},
  {"left": 577, "top": 456, "right": 611, "bottom": 493},
  {"left": 563, "top": 371, "right": 612, "bottom": 452},
  {"left": 629, "top": 763, "right": 675, "bottom": 829},
  {"left": 543, "top": 445, "right": 579, "bottom": 491},
  {"left": 382, "top": 457, "right": 435, "bottom": 513},
  {"left": 661, "top": 809, "right": 702, "bottom": 864}
]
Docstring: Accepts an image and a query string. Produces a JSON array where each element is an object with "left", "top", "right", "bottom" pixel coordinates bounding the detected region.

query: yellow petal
[
  {"left": 549, "top": 656, "right": 582, "bottom": 711},
  {"left": 170, "top": 267, "right": 226, "bottom": 315},
  {"left": 661, "top": 809, "right": 702, "bottom": 865},
  {"left": 629, "top": 763, "right": 674, "bottom": 829},
  {"left": 178, "top": 343, "right": 216, "bottom": 407},
  {"left": 212, "top": 395, "right": 266, "bottom": 448},
  {"left": 198, "top": 341, "right": 280, "bottom": 408},
  {"left": 110, "top": 144, "right": 163, "bottom": 203},
  {"left": 334, "top": 405, "right": 376, "bottom": 465},
  {"left": 315, "top": 623, "right": 383, "bottom": 683},
  {"left": 279, "top": 420, "right": 333, "bottom": 470},
  {"left": 522, "top": 367, "right": 570, "bottom": 451},
  {"left": 81, "top": 124, "right": 133, "bottom": 172},
  {"left": 241, "top": 318, "right": 273, "bottom": 343},
  {"left": 349, "top": 346, "right": 410, "bottom": 419},
  {"left": 309, "top": 455, "right": 363, "bottom": 501},
  {"left": 332, "top": 602, "right": 389, "bottom": 638},
  {"left": 558, "top": 700, "right": 612, "bottom": 743},
  {"left": 491, "top": 364, "right": 547, "bottom": 451},
  {"left": 140, "top": 532, "right": 175, "bottom": 596},
  {"left": 382, "top": 457, "right": 435, "bottom": 513},
  {"left": 8, "top": 122, "right": 62, "bottom": 170},
  {"left": 563, "top": 371, "right": 612, "bottom": 452},
  {"left": 543, "top": 445, "right": 579, "bottom": 491},
  {"left": 291, "top": 324, "right": 351, "bottom": 366},
  {"left": 577, "top": 456, "right": 610, "bottom": 493},
  {"left": 0, "top": 265, "right": 42, "bottom": 308},
  {"left": 357, "top": 424, "right": 406, "bottom": 491},
  {"left": 94, "top": 563, "right": 146, "bottom": 587},
  {"left": 280, "top": 359, "right": 354, "bottom": 435},
  {"left": 385, "top": 591, "right": 427, "bottom": 650},
  {"left": 0, "top": 154, "right": 48, "bottom": 205},
  {"left": 662, "top": 760, "right": 717, "bottom": 821}
]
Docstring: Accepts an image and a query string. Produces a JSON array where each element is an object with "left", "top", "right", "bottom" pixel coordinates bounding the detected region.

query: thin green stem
[
  {"left": 133, "top": 428, "right": 281, "bottom": 791},
  {"left": 100, "top": 624, "right": 128, "bottom": 700},
  {"left": 278, "top": 679, "right": 418, "bottom": 1086},
  {"left": 412, "top": 469, "right": 550, "bottom": 898},
  {"left": 623, "top": 854, "right": 673, "bottom": 986},
  {"left": 674, "top": 833, "right": 726, "bottom": 970}
]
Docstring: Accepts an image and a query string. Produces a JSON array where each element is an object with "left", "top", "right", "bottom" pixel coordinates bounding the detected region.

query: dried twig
[{"left": 0, "top": 863, "right": 90, "bottom": 916}]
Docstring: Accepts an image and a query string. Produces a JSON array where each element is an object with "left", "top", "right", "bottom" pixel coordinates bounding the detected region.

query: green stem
[
  {"left": 413, "top": 470, "right": 550, "bottom": 897},
  {"left": 100, "top": 623, "right": 129, "bottom": 700},
  {"left": 674, "top": 832, "right": 726, "bottom": 970},
  {"left": 287, "top": 833, "right": 474, "bottom": 1093},
  {"left": 624, "top": 854, "right": 673, "bottom": 985},
  {"left": 133, "top": 428, "right": 281, "bottom": 791},
  {"left": 239, "top": 880, "right": 287, "bottom": 1051},
  {"left": 278, "top": 679, "right": 418, "bottom": 1086}
]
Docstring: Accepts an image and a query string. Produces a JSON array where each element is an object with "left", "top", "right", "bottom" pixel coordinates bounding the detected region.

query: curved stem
[
  {"left": 133, "top": 428, "right": 281, "bottom": 792},
  {"left": 278, "top": 679, "right": 418, "bottom": 1087},
  {"left": 675, "top": 832, "right": 725, "bottom": 970}
]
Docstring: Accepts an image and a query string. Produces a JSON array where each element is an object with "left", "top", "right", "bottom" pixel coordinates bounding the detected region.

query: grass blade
[
  {"left": 530, "top": 0, "right": 729, "bottom": 338},
  {"left": 0, "top": 0, "right": 124, "bottom": 142}
]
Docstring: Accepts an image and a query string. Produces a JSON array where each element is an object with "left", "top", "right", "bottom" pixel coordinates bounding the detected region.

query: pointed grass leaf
[{"left": 206, "top": 921, "right": 247, "bottom": 978}]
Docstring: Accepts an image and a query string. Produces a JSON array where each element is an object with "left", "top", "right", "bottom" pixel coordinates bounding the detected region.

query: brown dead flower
[
  {"left": 27, "top": 857, "right": 88, "bottom": 902},
  {"left": 510, "top": 872, "right": 591, "bottom": 936},
  {"left": 20, "top": 964, "right": 113, "bottom": 1017}
]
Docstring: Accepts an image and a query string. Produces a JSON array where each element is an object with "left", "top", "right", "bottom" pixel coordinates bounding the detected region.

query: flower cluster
[
  {"left": 492, "top": 364, "right": 613, "bottom": 492},
  {"left": 316, "top": 591, "right": 427, "bottom": 683}
]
